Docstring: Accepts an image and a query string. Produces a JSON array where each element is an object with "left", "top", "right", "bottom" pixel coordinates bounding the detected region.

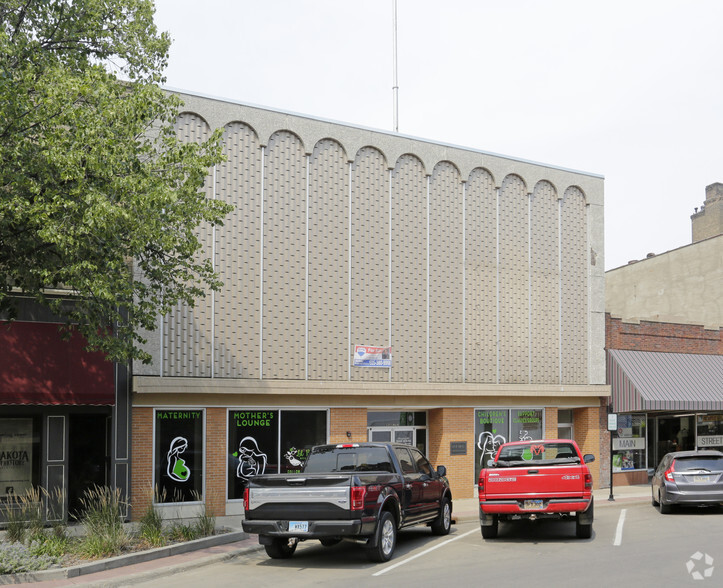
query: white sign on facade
[
  {"left": 353, "top": 345, "right": 392, "bottom": 368},
  {"left": 697, "top": 435, "right": 723, "bottom": 447},
  {"left": 0, "top": 418, "right": 33, "bottom": 498},
  {"left": 612, "top": 437, "right": 646, "bottom": 451}
]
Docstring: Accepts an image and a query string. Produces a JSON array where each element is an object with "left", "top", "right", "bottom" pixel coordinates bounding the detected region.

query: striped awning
[{"left": 608, "top": 349, "right": 723, "bottom": 412}]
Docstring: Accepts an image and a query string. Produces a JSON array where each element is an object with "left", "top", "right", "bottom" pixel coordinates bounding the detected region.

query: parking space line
[
  {"left": 613, "top": 509, "right": 627, "bottom": 546},
  {"left": 372, "top": 527, "right": 479, "bottom": 577}
]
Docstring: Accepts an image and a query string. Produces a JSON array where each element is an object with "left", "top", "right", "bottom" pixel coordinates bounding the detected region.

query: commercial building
[
  {"left": 125, "top": 91, "right": 609, "bottom": 518},
  {"left": 606, "top": 184, "right": 723, "bottom": 486}
]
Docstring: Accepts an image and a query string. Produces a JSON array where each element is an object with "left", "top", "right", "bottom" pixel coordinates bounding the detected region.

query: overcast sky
[{"left": 153, "top": 0, "right": 723, "bottom": 270}]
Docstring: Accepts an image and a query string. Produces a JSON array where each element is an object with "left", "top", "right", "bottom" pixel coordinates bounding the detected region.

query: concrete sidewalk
[{"left": 2, "top": 485, "right": 650, "bottom": 586}]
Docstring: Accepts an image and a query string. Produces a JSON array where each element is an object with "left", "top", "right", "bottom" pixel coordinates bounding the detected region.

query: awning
[
  {"left": 608, "top": 349, "right": 723, "bottom": 412},
  {"left": 0, "top": 321, "right": 115, "bottom": 406}
]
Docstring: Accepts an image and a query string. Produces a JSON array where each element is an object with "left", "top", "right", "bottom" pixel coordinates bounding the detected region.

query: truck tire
[
  {"left": 431, "top": 498, "right": 452, "bottom": 535},
  {"left": 576, "top": 500, "right": 593, "bottom": 539},
  {"left": 366, "top": 511, "right": 397, "bottom": 562},
  {"left": 264, "top": 537, "right": 298, "bottom": 559},
  {"left": 481, "top": 514, "right": 498, "bottom": 539}
]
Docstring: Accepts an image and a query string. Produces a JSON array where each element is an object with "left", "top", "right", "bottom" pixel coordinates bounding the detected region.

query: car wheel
[
  {"left": 367, "top": 511, "right": 397, "bottom": 562},
  {"left": 481, "top": 514, "right": 498, "bottom": 539},
  {"left": 576, "top": 500, "right": 593, "bottom": 539},
  {"left": 319, "top": 538, "right": 341, "bottom": 547},
  {"left": 264, "top": 537, "right": 298, "bottom": 559},
  {"left": 659, "top": 494, "right": 672, "bottom": 514},
  {"left": 431, "top": 498, "right": 452, "bottom": 535},
  {"left": 651, "top": 487, "right": 659, "bottom": 506}
]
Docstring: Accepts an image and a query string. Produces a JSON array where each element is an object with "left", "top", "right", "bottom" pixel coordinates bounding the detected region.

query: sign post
[{"left": 607, "top": 413, "right": 618, "bottom": 502}]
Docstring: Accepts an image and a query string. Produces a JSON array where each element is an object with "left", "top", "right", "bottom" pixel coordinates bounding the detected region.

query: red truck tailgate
[{"left": 485, "top": 464, "right": 586, "bottom": 498}]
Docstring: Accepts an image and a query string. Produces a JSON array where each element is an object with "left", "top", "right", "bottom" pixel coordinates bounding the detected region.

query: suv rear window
[{"left": 303, "top": 447, "right": 393, "bottom": 473}]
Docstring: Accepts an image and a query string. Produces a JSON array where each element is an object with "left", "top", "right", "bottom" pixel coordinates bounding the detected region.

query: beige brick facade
[{"left": 130, "top": 92, "right": 610, "bottom": 517}]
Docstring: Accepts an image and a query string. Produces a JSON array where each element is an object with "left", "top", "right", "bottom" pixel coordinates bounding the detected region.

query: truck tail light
[
  {"left": 478, "top": 476, "right": 485, "bottom": 497},
  {"left": 350, "top": 486, "right": 366, "bottom": 510},
  {"left": 584, "top": 473, "right": 593, "bottom": 489},
  {"left": 243, "top": 487, "right": 249, "bottom": 511}
]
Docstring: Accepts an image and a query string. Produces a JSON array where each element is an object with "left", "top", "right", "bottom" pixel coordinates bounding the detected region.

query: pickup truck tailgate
[
  {"left": 247, "top": 475, "right": 352, "bottom": 520},
  {"left": 485, "top": 465, "right": 586, "bottom": 497}
]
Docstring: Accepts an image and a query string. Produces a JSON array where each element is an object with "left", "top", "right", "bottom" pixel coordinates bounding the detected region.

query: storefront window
[
  {"left": 154, "top": 410, "right": 204, "bottom": 503},
  {"left": 697, "top": 413, "right": 723, "bottom": 449},
  {"left": 228, "top": 409, "right": 327, "bottom": 500},
  {"left": 0, "top": 417, "right": 40, "bottom": 500},
  {"left": 613, "top": 414, "right": 646, "bottom": 472},
  {"left": 474, "top": 408, "right": 543, "bottom": 483}
]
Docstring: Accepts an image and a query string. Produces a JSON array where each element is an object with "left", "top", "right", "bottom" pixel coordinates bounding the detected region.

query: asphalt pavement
[{"left": 1, "top": 484, "right": 650, "bottom": 587}]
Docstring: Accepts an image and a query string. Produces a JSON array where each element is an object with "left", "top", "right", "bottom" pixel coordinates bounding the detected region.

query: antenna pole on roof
[{"left": 392, "top": 0, "right": 399, "bottom": 133}]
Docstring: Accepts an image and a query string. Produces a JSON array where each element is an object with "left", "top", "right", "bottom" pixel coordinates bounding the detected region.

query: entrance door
[{"left": 68, "top": 414, "right": 110, "bottom": 516}]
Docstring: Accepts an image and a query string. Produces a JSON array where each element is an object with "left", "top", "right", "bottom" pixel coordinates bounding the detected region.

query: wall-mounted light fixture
[{"left": 346, "top": 431, "right": 352, "bottom": 438}]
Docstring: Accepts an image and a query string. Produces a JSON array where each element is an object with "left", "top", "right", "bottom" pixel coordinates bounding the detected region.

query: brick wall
[
  {"left": 329, "top": 408, "right": 367, "bottom": 443},
  {"left": 205, "top": 408, "right": 226, "bottom": 517},
  {"left": 429, "top": 408, "right": 475, "bottom": 499},
  {"left": 606, "top": 314, "right": 722, "bottom": 354},
  {"left": 574, "top": 404, "right": 603, "bottom": 489},
  {"left": 130, "top": 407, "right": 153, "bottom": 520}
]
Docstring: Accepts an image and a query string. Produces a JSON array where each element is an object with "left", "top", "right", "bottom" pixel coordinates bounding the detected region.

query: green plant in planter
[{"left": 74, "top": 485, "right": 129, "bottom": 558}]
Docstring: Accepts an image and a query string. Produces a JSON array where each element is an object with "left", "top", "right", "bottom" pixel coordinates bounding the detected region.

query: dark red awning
[{"left": 0, "top": 321, "right": 115, "bottom": 405}]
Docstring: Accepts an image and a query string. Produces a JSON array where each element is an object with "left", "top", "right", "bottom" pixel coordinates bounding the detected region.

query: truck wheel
[
  {"left": 431, "top": 498, "right": 452, "bottom": 535},
  {"left": 576, "top": 500, "right": 593, "bottom": 539},
  {"left": 264, "top": 537, "right": 298, "bottom": 559},
  {"left": 367, "top": 511, "right": 397, "bottom": 562},
  {"left": 481, "top": 515, "right": 498, "bottom": 539}
]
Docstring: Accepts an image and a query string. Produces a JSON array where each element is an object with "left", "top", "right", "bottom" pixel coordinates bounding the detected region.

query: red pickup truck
[{"left": 478, "top": 439, "right": 595, "bottom": 539}]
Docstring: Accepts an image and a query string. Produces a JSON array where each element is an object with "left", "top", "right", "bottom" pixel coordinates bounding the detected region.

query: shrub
[
  {"left": 74, "top": 485, "right": 129, "bottom": 558},
  {"left": 0, "top": 542, "right": 57, "bottom": 574}
]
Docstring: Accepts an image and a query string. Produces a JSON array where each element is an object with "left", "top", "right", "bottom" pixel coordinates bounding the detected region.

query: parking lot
[{"left": 125, "top": 499, "right": 723, "bottom": 588}]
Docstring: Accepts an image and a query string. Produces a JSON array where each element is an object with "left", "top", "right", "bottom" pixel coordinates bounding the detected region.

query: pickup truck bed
[{"left": 478, "top": 439, "right": 595, "bottom": 539}]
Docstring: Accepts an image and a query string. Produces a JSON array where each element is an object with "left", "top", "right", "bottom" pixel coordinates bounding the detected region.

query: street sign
[{"left": 607, "top": 413, "right": 618, "bottom": 432}]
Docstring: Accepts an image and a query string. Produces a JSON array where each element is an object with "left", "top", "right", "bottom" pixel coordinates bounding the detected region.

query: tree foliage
[{"left": 0, "top": 0, "right": 231, "bottom": 363}]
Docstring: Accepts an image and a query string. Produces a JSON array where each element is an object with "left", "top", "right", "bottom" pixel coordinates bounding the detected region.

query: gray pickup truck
[{"left": 242, "top": 442, "right": 452, "bottom": 562}]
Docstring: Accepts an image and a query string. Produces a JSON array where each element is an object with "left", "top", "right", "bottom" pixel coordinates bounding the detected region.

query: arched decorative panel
[
  {"left": 263, "top": 131, "right": 307, "bottom": 379},
  {"left": 530, "top": 181, "right": 560, "bottom": 384},
  {"left": 429, "top": 162, "right": 464, "bottom": 383},
  {"left": 164, "top": 113, "right": 214, "bottom": 377},
  {"left": 308, "top": 139, "right": 350, "bottom": 380},
  {"left": 499, "top": 174, "right": 529, "bottom": 384},
  {"left": 350, "top": 147, "right": 389, "bottom": 382},
  {"left": 465, "top": 168, "right": 497, "bottom": 383},
  {"left": 391, "top": 154, "right": 427, "bottom": 382}
]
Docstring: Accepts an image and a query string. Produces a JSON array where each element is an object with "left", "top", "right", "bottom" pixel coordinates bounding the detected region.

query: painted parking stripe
[
  {"left": 614, "top": 509, "right": 627, "bottom": 546},
  {"left": 372, "top": 527, "right": 479, "bottom": 577}
]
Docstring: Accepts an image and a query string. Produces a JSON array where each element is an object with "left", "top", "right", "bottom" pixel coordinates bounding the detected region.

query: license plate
[
  {"left": 288, "top": 521, "right": 308, "bottom": 532},
  {"left": 523, "top": 500, "right": 544, "bottom": 510},
  {"left": 693, "top": 476, "right": 710, "bottom": 483}
]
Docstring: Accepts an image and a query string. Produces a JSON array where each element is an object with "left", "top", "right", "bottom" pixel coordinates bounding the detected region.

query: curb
[{"left": 0, "top": 530, "right": 250, "bottom": 585}]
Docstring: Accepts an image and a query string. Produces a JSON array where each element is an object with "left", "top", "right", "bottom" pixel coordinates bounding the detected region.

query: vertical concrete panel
[
  {"left": 263, "top": 131, "right": 306, "bottom": 379},
  {"left": 530, "top": 181, "right": 560, "bottom": 384},
  {"left": 499, "top": 174, "right": 529, "bottom": 383},
  {"left": 391, "top": 155, "right": 427, "bottom": 382},
  {"left": 465, "top": 168, "right": 497, "bottom": 383},
  {"left": 308, "top": 140, "right": 349, "bottom": 380},
  {"left": 164, "top": 113, "right": 213, "bottom": 377},
  {"left": 215, "top": 123, "right": 262, "bottom": 378},
  {"left": 350, "top": 147, "right": 389, "bottom": 382},
  {"left": 429, "top": 162, "right": 464, "bottom": 382},
  {"left": 561, "top": 187, "right": 588, "bottom": 384}
]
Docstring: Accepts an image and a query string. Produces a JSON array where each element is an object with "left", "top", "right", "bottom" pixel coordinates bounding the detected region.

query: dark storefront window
[
  {"left": 474, "top": 408, "right": 544, "bottom": 483},
  {"left": 228, "top": 409, "right": 327, "bottom": 500},
  {"left": 613, "top": 414, "right": 646, "bottom": 471},
  {"left": 0, "top": 417, "right": 41, "bottom": 501},
  {"left": 154, "top": 410, "right": 204, "bottom": 503}
]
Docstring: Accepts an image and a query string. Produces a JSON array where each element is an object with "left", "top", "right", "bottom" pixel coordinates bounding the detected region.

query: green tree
[{"left": 0, "top": 0, "right": 231, "bottom": 363}]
